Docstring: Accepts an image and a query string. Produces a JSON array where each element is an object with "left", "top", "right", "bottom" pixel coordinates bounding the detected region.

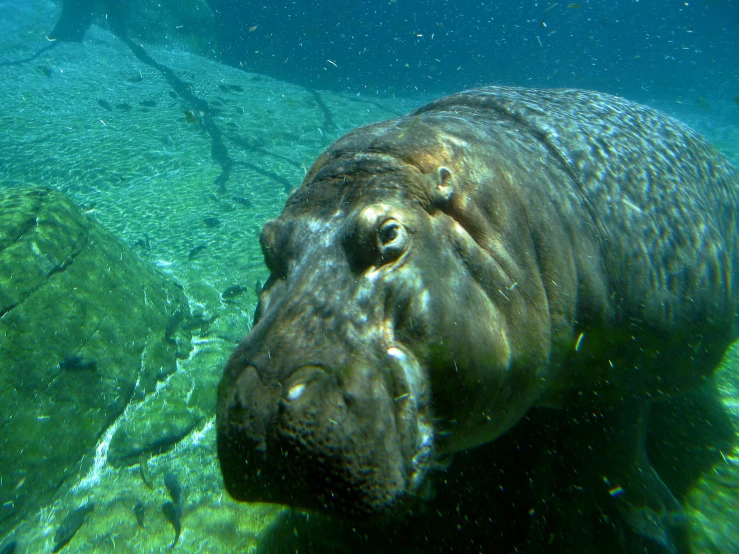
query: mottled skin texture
[{"left": 217, "top": 87, "right": 739, "bottom": 549}]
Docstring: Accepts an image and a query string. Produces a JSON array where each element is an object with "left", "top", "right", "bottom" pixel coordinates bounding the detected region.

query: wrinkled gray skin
[{"left": 217, "top": 87, "right": 739, "bottom": 547}]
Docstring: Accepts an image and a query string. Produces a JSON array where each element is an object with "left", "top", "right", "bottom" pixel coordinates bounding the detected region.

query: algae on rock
[{"left": 0, "top": 186, "right": 192, "bottom": 535}]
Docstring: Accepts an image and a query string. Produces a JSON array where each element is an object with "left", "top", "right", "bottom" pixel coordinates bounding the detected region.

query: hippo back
[{"left": 413, "top": 87, "right": 739, "bottom": 340}]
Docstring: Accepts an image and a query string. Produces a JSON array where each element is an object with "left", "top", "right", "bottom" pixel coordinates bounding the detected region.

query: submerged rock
[{"left": 0, "top": 187, "right": 192, "bottom": 536}]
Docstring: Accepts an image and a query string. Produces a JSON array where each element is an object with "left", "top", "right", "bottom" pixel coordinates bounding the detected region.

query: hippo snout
[{"left": 217, "top": 347, "right": 434, "bottom": 516}]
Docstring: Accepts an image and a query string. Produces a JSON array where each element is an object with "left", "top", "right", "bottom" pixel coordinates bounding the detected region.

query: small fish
[
  {"left": 59, "top": 355, "right": 97, "bottom": 372},
  {"left": 188, "top": 244, "right": 207, "bottom": 260},
  {"left": 222, "top": 285, "right": 248, "bottom": 299},
  {"left": 164, "top": 472, "right": 182, "bottom": 508},
  {"left": 567, "top": 3, "right": 582, "bottom": 7},
  {"left": 140, "top": 100, "right": 157, "bottom": 108},
  {"left": 186, "top": 313, "right": 220, "bottom": 336},
  {"left": 696, "top": 97, "right": 711, "bottom": 109},
  {"left": 134, "top": 502, "right": 146, "bottom": 527},
  {"left": 255, "top": 279, "right": 263, "bottom": 296},
  {"left": 164, "top": 309, "right": 185, "bottom": 340},
  {"left": 97, "top": 99, "right": 113, "bottom": 111},
  {"left": 0, "top": 540, "right": 17, "bottom": 554},
  {"left": 218, "top": 83, "right": 244, "bottom": 93},
  {"left": 53, "top": 502, "right": 94, "bottom": 553},
  {"left": 203, "top": 217, "right": 221, "bottom": 228},
  {"left": 115, "top": 103, "right": 132, "bottom": 111},
  {"left": 161, "top": 502, "right": 182, "bottom": 548},
  {"left": 134, "top": 234, "right": 152, "bottom": 251},
  {"left": 232, "top": 195, "right": 252, "bottom": 207},
  {"left": 139, "top": 452, "right": 153, "bottom": 489},
  {"left": 183, "top": 110, "right": 198, "bottom": 123}
]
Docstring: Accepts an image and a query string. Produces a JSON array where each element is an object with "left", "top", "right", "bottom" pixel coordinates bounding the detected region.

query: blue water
[
  {"left": 0, "top": 1, "right": 738, "bottom": 553},
  {"left": 211, "top": 0, "right": 739, "bottom": 100}
]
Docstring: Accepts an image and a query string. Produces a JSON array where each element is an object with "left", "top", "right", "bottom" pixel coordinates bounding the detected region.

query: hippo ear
[{"left": 432, "top": 166, "right": 454, "bottom": 206}]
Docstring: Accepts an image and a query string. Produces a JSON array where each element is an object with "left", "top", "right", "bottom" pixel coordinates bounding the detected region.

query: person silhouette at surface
[{"left": 49, "top": 0, "right": 127, "bottom": 41}]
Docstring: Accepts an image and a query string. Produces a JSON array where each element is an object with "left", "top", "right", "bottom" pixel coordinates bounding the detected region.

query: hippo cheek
[{"left": 218, "top": 362, "right": 429, "bottom": 517}]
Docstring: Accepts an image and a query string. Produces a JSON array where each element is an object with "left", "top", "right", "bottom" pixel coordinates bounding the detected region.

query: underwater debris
[
  {"left": 134, "top": 502, "right": 145, "bottom": 528},
  {"left": 222, "top": 285, "right": 248, "bottom": 300},
  {"left": 53, "top": 502, "right": 94, "bottom": 553},
  {"left": 59, "top": 355, "right": 97, "bottom": 372},
  {"left": 397, "top": 115, "right": 421, "bottom": 139},
  {"left": 539, "top": 2, "right": 559, "bottom": 27},
  {"left": 187, "top": 244, "right": 207, "bottom": 260}
]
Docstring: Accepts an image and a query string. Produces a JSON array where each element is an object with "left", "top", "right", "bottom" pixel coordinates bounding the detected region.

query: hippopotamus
[{"left": 217, "top": 86, "right": 739, "bottom": 551}]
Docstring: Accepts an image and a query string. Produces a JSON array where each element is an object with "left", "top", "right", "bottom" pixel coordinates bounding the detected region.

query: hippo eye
[
  {"left": 377, "top": 219, "right": 407, "bottom": 262},
  {"left": 346, "top": 208, "right": 408, "bottom": 271},
  {"left": 379, "top": 221, "right": 400, "bottom": 245}
]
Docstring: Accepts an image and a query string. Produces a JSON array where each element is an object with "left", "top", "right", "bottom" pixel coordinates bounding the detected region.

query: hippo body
[{"left": 217, "top": 87, "right": 739, "bottom": 551}]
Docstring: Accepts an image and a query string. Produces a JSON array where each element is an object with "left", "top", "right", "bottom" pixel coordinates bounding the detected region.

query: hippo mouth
[{"left": 217, "top": 343, "right": 434, "bottom": 517}]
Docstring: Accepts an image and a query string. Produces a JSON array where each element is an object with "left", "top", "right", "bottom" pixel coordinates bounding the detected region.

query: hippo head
[{"left": 217, "top": 121, "right": 549, "bottom": 517}]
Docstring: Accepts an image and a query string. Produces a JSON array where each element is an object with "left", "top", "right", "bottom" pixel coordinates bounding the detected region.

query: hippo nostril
[
  {"left": 282, "top": 365, "right": 326, "bottom": 403},
  {"left": 286, "top": 383, "right": 306, "bottom": 401}
]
